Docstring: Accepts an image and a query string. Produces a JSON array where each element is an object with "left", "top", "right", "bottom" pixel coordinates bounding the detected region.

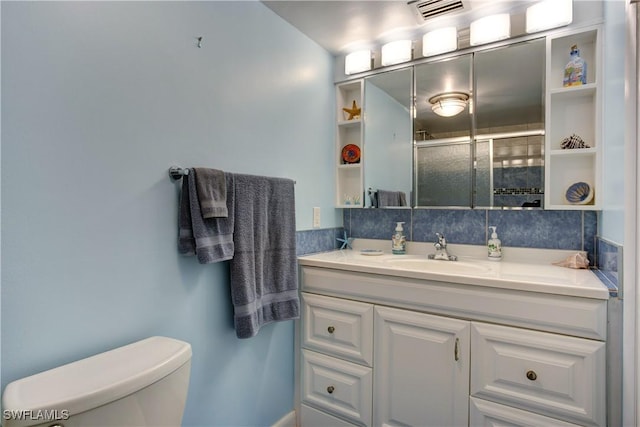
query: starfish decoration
[
  {"left": 337, "top": 230, "right": 353, "bottom": 250},
  {"left": 342, "top": 100, "right": 361, "bottom": 120}
]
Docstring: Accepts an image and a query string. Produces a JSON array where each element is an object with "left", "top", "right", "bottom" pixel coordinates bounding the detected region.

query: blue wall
[{"left": 1, "top": 2, "right": 336, "bottom": 426}]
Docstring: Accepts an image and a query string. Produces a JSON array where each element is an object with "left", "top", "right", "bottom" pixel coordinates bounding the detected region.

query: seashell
[
  {"left": 565, "top": 181, "right": 593, "bottom": 204},
  {"left": 553, "top": 252, "right": 590, "bottom": 269},
  {"left": 561, "top": 134, "right": 590, "bottom": 149}
]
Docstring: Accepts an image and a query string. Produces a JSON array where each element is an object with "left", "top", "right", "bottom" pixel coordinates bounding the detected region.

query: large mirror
[
  {"left": 364, "top": 68, "right": 413, "bottom": 208},
  {"left": 414, "top": 54, "right": 473, "bottom": 207},
  {"left": 474, "top": 39, "right": 545, "bottom": 208},
  {"left": 412, "top": 38, "right": 545, "bottom": 208}
]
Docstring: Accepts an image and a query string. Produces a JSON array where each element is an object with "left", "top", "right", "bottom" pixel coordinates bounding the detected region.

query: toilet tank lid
[{"left": 2, "top": 336, "right": 192, "bottom": 423}]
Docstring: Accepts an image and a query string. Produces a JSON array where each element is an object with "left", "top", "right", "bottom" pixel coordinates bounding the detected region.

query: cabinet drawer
[
  {"left": 301, "top": 404, "right": 358, "bottom": 427},
  {"left": 302, "top": 293, "right": 374, "bottom": 366},
  {"left": 301, "top": 349, "right": 372, "bottom": 427},
  {"left": 470, "top": 397, "right": 582, "bottom": 426},
  {"left": 471, "top": 322, "right": 605, "bottom": 426}
]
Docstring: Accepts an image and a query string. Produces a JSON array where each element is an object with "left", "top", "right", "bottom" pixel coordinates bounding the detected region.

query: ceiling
[{"left": 262, "top": 0, "right": 535, "bottom": 56}]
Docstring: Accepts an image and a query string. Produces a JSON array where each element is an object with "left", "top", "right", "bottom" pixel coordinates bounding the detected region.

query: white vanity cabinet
[{"left": 297, "top": 260, "right": 608, "bottom": 427}]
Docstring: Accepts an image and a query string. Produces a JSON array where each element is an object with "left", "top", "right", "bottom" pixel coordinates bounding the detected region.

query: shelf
[
  {"left": 549, "top": 83, "right": 596, "bottom": 97},
  {"left": 546, "top": 155, "right": 598, "bottom": 209},
  {"left": 338, "top": 119, "right": 362, "bottom": 128},
  {"left": 545, "top": 26, "right": 601, "bottom": 211},
  {"left": 336, "top": 80, "right": 364, "bottom": 208},
  {"left": 549, "top": 148, "right": 597, "bottom": 157},
  {"left": 549, "top": 29, "right": 597, "bottom": 91}
]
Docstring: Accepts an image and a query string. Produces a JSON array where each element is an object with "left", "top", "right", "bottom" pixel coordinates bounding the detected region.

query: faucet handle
[{"left": 435, "top": 233, "right": 446, "bottom": 245}]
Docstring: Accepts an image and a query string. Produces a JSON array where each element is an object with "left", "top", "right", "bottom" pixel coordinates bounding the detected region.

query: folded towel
[
  {"left": 377, "top": 189, "right": 407, "bottom": 208},
  {"left": 193, "top": 168, "right": 228, "bottom": 218},
  {"left": 229, "top": 174, "right": 299, "bottom": 339},
  {"left": 178, "top": 169, "right": 235, "bottom": 263}
]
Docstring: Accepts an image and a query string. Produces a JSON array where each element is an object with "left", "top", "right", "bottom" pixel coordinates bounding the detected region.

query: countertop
[{"left": 298, "top": 239, "right": 610, "bottom": 300}]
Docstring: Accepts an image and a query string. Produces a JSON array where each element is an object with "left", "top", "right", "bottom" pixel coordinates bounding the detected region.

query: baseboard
[{"left": 272, "top": 410, "right": 296, "bottom": 427}]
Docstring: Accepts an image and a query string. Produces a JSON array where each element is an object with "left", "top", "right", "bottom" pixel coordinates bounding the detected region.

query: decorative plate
[
  {"left": 565, "top": 181, "right": 593, "bottom": 204},
  {"left": 342, "top": 144, "right": 361, "bottom": 164},
  {"left": 360, "top": 249, "right": 384, "bottom": 256}
]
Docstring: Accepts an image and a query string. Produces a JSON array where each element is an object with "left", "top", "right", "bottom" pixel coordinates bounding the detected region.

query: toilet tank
[{"left": 2, "top": 336, "right": 192, "bottom": 427}]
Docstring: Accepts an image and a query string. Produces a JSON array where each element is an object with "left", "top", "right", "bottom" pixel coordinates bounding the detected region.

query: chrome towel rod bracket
[{"left": 169, "top": 166, "right": 189, "bottom": 180}]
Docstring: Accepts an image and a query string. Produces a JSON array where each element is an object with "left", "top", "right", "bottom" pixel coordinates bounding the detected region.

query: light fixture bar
[
  {"left": 381, "top": 40, "right": 412, "bottom": 66},
  {"left": 422, "top": 27, "right": 457, "bottom": 57},
  {"left": 344, "top": 49, "right": 371, "bottom": 75},
  {"left": 470, "top": 13, "right": 511, "bottom": 46},
  {"left": 526, "top": 0, "right": 573, "bottom": 34}
]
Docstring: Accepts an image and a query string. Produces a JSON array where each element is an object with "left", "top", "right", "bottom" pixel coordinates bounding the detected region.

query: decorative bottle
[
  {"left": 392, "top": 222, "right": 407, "bottom": 255},
  {"left": 487, "top": 226, "right": 502, "bottom": 261},
  {"left": 563, "top": 44, "right": 587, "bottom": 87}
]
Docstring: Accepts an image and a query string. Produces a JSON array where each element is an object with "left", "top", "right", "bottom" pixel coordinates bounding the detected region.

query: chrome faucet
[{"left": 428, "top": 233, "right": 458, "bottom": 261}]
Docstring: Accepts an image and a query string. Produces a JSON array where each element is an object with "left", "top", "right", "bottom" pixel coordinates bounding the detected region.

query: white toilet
[{"left": 2, "top": 336, "right": 192, "bottom": 427}]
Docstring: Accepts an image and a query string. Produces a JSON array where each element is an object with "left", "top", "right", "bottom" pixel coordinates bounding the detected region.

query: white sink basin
[{"left": 383, "top": 257, "right": 492, "bottom": 275}]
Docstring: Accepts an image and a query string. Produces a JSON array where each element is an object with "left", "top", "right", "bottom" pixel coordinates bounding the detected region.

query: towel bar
[
  {"left": 169, "top": 166, "right": 296, "bottom": 183},
  {"left": 169, "top": 166, "right": 189, "bottom": 180}
]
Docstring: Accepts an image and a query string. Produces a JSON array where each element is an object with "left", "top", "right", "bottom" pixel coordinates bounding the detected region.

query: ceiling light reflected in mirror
[{"left": 429, "top": 92, "right": 469, "bottom": 117}]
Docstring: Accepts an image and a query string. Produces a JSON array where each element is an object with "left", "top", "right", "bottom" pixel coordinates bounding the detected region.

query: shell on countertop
[
  {"left": 553, "top": 252, "right": 590, "bottom": 269},
  {"left": 565, "top": 181, "right": 593, "bottom": 204}
]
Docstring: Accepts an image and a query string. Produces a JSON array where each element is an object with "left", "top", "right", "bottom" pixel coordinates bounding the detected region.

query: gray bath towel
[
  {"left": 229, "top": 174, "right": 299, "bottom": 339},
  {"left": 377, "top": 190, "right": 407, "bottom": 208},
  {"left": 178, "top": 169, "right": 235, "bottom": 263},
  {"left": 193, "top": 168, "right": 228, "bottom": 218}
]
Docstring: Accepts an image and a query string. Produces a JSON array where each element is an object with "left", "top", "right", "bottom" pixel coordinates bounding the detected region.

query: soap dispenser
[
  {"left": 487, "top": 226, "right": 502, "bottom": 261},
  {"left": 392, "top": 222, "right": 406, "bottom": 255}
]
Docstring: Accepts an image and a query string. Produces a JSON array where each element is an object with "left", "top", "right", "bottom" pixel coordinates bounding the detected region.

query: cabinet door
[{"left": 374, "top": 306, "right": 470, "bottom": 427}]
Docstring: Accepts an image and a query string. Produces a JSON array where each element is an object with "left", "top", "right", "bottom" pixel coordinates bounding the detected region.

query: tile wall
[
  {"left": 343, "top": 208, "right": 598, "bottom": 263},
  {"left": 297, "top": 210, "right": 622, "bottom": 296}
]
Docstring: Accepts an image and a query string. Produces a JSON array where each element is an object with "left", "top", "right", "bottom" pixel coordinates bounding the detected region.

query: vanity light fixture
[
  {"left": 469, "top": 13, "right": 511, "bottom": 46},
  {"left": 381, "top": 40, "right": 412, "bottom": 66},
  {"left": 526, "top": 0, "right": 573, "bottom": 34},
  {"left": 344, "top": 49, "right": 372, "bottom": 75},
  {"left": 422, "top": 27, "right": 457, "bottom": 57},
  {"left": 429, "top": 92, "right": 469, "bottom": 117}
]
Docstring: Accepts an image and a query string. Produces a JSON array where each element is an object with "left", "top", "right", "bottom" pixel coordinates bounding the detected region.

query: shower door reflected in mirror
[
  {"left": 474, "top": 39, "right": 546, "bottom": 208},
  {"left": 364, "top": 68, "right": 413, "bottom": 208},
  {"left": 414, "top": 54, "right": 472, "bottom": 207}
]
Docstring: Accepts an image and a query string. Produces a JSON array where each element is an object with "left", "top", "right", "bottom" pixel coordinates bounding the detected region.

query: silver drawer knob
[
  {"left": 327, "top": 326, "right": 335, "bottom": 334},
  {"left": 526, "top": 370, "right": 538, "bottom": 381},
  {"left": 327, "top": 385, "right": 335, "bottom": 394}
]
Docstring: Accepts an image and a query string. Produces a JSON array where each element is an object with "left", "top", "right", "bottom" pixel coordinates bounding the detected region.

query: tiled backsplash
[
  {"left": 296, "top": 209, "right": 622, "bottom": 296},
  {"left": 296, "top": 227, "right": 344, "bottom": 255},
  {"left": 343, "top": 208, "right": 599, "bottom": 264},
  {"left": 595, "top": 237, "right": 622, "bottom": 295}
]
